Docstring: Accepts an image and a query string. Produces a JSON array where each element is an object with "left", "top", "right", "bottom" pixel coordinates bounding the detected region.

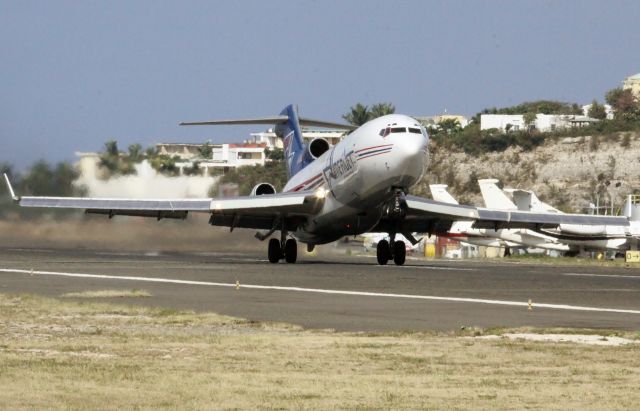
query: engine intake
[
  {"left": 250, "top": 183, "right": 276, "bottom": 196},
  {"left": 308, "top": 138, "right": 330, "bottom": 159}
]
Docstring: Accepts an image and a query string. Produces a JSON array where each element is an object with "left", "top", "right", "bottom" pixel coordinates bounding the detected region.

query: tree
[
  {"left": 438, "top": 118, "right": 462, "bottom": 135},
  {"left": 20, "top": 160, "right": 79, "bottom": 196},
  {"left": 605, "top": 88, "right": 639, "bottom": 120},
  {"left": 266, "top": 147, "right": 284, "bottom": 161},
  {"left": 127, "top": 144, "right": 143, "bottom": 162},
  {"left": 523, "top": 112, "right": 537, "bottom": 130},
  {"left": 369, "top": 103, "right": 395, "bottom": 119},
  {"left": 587, "top": 99, "right": 607, "bottom": 120},
  {"left": 197, "top": 142, "right": 213, "bottom": 159},
  {"left": 342, "top": 103, "right": 370, "bottom": 126},
  {"left": 99, "top": 140, "right": 120, "bottom": 174}
]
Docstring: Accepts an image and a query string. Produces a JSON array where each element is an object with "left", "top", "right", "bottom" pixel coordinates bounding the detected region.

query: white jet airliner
[{"left": 2, "top": 104, "right": 629, "bottom": 265}]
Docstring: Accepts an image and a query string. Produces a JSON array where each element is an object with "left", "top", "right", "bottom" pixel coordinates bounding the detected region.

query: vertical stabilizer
[
  {"left": 274, "top": 104, "right": 306, "bottom": 178},
  {"left": 507, "top": 188, "right": 562, "bottom": 213},
  {"left": 478, "top": 179, "right": 517, "bottom": 210},
  {"left": 429, "top": 184, "right": 459, "bottom": 205}
]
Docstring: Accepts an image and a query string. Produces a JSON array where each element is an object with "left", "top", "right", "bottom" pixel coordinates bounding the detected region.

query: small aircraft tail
[
  {"left": 507, "top": 188, "right": 562, "bottom": 213},
  {"left": 478, "top": 179, "right": 517, "bottom": 210},
  {"left": 180, "top": 104, "right": 355, "bottom": 179},
  {"left": 429, "top": 184, "right": 459, "bottom": 205}
]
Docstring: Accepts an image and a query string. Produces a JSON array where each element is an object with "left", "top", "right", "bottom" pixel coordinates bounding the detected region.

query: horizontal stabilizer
[{"left": 180, "top": 116, "right": 356, "bottom": 130}]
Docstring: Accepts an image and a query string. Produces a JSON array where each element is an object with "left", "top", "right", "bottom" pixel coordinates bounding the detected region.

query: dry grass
[
  {"left": 1, "top": 293, "right": 640, "bottom": 410},
  {"left": 60, "top": 289, "right": 152, "bottom": 298}
]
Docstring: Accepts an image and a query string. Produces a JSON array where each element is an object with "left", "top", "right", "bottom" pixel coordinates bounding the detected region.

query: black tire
[
  {"left": 393, "top": 240, "right": 406, "bottom": 266},
  {"left": 268, "top": 238, "right": 281, "bottom": 263},
  {"left": 284, "top": 239, "right": 297, "bottom": 263},
  {"left": 376, "top": 239, "right": 390, "bottom": 265}
]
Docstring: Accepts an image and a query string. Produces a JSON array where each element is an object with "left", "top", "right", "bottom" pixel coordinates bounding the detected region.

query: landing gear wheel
[
  {"left": 284, "top": 239, "right": 298, "bottom": 263},
  {"left": 376, "top": 239, "right": 390, "bottom": 265},
  {"left": 268, "top": 238, "right": 281, "bottom": 263},
  {"left": 393, "top": 240, "right": 406, "bottom": 266}
]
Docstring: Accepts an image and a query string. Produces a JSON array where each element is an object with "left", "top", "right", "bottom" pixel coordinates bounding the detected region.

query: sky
[{"left": 1, "top": 0, "right": 639, "bottom": 170}]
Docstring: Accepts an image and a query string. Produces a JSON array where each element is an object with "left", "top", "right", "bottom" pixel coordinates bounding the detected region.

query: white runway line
[
  {"left": 2, "top": 267, "right": 640, "bottom": 315},
  {"left": 563, "top": 273, "right": 640, "bottom": 280},
  {"left": 402, "top": 265, "right": 477, "bottom": 271}
]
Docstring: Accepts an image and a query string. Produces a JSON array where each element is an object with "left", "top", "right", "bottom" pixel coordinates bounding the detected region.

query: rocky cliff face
[{"left": 414, "top": 131, "right": 640, "bottom": 213}]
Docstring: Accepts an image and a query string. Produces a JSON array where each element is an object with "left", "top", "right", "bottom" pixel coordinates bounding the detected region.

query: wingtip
[{"left": 3, "top": 173, "right": 19, "bottom": 202}]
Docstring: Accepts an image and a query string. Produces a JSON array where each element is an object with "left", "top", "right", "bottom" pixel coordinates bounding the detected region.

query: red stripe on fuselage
[
  {"left": 288, "top": 173, "right": 323, "bottom": 192},
  {"left": 357, "top": 150, "right": 392, "bottom": 161},
  {"left": 355, "top": 144, "right": 393, "bottom": 154}
]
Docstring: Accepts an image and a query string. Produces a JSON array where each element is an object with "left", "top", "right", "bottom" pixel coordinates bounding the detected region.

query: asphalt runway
[{"left": 1, "top": 246, "right": 640, "bottom": 331}]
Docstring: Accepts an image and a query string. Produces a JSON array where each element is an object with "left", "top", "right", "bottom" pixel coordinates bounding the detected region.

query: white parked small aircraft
[
  {"left": 479, "top": 179, "right": 640, "bottom": 252},
  {"left": 3, "top": 104, "right": 629, "bottom": 265},
  {"left": 429, "top": 183, "right": 569, "bottom": 252}
]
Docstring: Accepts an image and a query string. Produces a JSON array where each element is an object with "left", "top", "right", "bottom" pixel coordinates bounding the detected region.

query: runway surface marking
[
  {"left": 563, "top": 273, "right": 640, "bottom": 280},
  {"left": 2, "top": 267, "right": 640, "bottom": 315},
  {"left": 401, "top": 265, "right": 477, "bottom": 271}
]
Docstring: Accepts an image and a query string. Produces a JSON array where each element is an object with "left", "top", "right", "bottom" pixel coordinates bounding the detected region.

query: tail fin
[
  {"left": 507, "top": 188, "right": 562, "bottom": 213},
  {"left": 429, "top": 184, "right": 459, "bottom": 205},
  {"left": 275, "top": 105, "right": 306, "bottom": 178},
  {"left": 478, "top": 179, "right": 517, "bottom": 210}
]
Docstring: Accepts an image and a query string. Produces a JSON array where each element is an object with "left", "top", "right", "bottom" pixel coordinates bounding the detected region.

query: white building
[
  {"left": 415, "top": 114, "right": 470, "bottom": 129},
  {"left": 480, "top": 114, "right": 599, "bottom": 133},
  {"left": 248, "top": 128, "right": 346, "bottom": 148},
  {"left": 623, "top": 72, "right": 640, "bottom": 98},
  {"left": 156, "top": 142, "right": 267, "bottom": 175}
]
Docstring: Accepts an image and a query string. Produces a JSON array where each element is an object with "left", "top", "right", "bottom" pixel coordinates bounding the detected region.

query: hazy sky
[{"left": 1, "top": 0, "right": 639, "bottom": 169}]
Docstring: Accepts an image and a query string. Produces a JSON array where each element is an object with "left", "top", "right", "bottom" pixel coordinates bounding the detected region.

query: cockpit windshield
[{"left": 379, "top": 126, "right": 427, "bottom": 137}]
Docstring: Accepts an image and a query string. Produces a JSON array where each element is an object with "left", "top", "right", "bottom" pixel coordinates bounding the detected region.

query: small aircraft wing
[
  {"left": 3, "top": 173, "right": 322, "bottom": 228},
  {"left": 401, "top": 195, "right": 628, "bottom": 232}
]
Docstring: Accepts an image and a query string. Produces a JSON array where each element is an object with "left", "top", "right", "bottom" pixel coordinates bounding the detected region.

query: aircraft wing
[
  {"left": 4, "top": 173, "right": 321, "bottom": 229},
  {"left": 401, "top": 195, "right": 629, "bottom": 232}
]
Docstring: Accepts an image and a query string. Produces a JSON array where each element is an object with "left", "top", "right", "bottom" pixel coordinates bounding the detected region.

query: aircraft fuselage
[{"left": 282, "top": 115, "right": 429, "bottom": 245}]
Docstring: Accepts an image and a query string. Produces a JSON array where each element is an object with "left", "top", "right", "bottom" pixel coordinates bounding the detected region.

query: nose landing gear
[{"left": 375, "top": 188, "right": 408, "bottom": 266}]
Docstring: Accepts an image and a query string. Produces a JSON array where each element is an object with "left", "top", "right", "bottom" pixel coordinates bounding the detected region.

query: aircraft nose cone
[{"left": 391, "top": 133, "right": 428, "bottom": 185}]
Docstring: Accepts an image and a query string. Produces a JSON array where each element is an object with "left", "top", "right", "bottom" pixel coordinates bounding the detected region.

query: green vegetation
[
  {"left": 431, "top": 92, "right": 640, "bottom": 155},
  {"left": 0, "top": 160, "right": 84, "bottom": 220},
  {"left": 1, "top": 293, "right": 639, "bottom": 409},
  {"left": 211, "top": 161, "right": 288, "bottom": 196},
  {"left": 343, "top": 102, "right": 396, "bottom": 125},
  {"left": 474, "top": 100, "right": 583, "bottom": 119}
]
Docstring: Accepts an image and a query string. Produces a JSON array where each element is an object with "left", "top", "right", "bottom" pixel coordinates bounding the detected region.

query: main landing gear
[
  {"left": 376, "top": 237, "right": 406, "bottom": 266},
  {"left": 267, "top": 233, "right": 297, "bottom": 263}
]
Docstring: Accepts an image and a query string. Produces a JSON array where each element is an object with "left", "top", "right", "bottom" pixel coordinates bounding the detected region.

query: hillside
[{"left": 414, "top": 131, "right": 640, "bottom": 213}]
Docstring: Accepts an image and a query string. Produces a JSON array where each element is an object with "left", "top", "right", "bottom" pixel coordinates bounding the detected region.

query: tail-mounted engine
[
  {"left": 307, "top": 138, "right": 330, "bottom": 160},
  {"left": 250, "top": 183, "right": 276, "bottom": 196}
]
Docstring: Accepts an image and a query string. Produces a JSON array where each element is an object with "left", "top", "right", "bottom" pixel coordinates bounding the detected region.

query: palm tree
[
  {"left": 127, "top": 144, "right": 143, "bottom": 162},
  {"left": 342, "top": 103, "right": 370, "bottom": 126},
  {"left": 369, "top": 103, "right": 395, "bottom": 119}
]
